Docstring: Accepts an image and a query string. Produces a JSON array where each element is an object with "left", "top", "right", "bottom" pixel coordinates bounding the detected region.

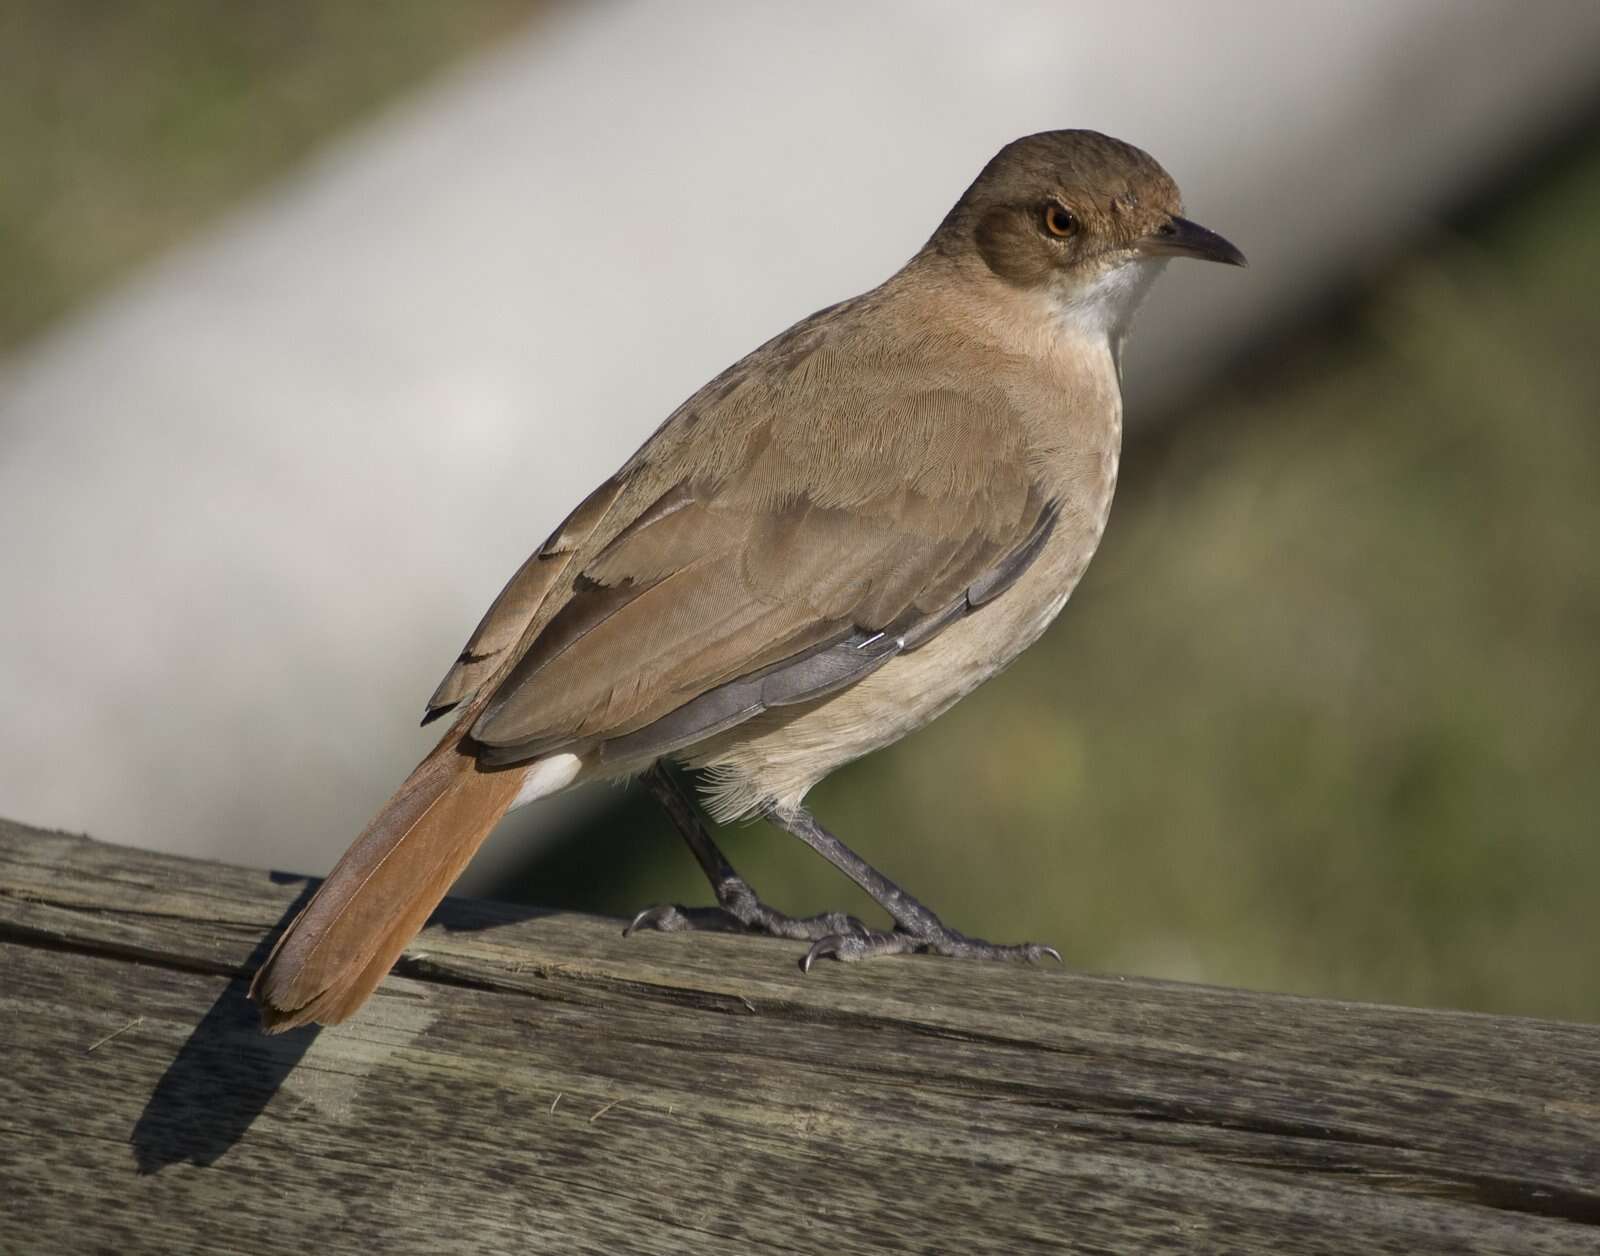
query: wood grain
[{"left": 2, "top": 816, "right": 1597, "bottom": 1254}]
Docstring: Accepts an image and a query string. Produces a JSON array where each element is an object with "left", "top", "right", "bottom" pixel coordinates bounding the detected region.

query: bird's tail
[{"left": 250, "top": 737, "right": 527, "bottom": 1032}]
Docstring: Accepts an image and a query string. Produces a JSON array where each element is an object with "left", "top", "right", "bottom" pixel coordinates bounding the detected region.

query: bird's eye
[{"left": 1042, "top": 203, "right": 1079, "bottom": 238}]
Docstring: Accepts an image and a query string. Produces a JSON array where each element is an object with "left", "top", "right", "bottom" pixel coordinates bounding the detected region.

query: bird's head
[{"left": 931, "top": 130, "right": 1244, "bottom": 341}]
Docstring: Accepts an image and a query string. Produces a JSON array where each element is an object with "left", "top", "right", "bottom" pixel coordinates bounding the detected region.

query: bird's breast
[{"left": 686, "top": 376, "right": 1124, "bottom": 821}]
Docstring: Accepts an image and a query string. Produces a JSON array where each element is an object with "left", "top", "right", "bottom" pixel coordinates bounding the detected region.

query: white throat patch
[{"left": 1046, "top": 256, "right": 1169, "bottom": 349}]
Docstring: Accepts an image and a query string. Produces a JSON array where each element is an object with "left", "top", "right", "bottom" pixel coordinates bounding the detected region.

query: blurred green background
[
  {"left": 0, "top": 1, "right": 537, "bottom": 349},
  {"left": 6, "top": 3, "right": 1595, "bottom": 1021}
]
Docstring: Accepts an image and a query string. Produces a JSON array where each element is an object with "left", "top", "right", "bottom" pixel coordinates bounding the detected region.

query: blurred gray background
[{"left": 2, "top": 1, "right": 1598, "bottom": 1019}]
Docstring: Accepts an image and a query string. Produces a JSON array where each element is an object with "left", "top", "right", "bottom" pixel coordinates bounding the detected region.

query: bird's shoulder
[{"left": 628, "top": 278, "right": 1039, "bottom": 507}]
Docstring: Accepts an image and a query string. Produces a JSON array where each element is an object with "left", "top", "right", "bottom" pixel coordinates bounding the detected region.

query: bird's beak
[{"left": 1136, "top": 215, "right": 1247, "bottom": 267}]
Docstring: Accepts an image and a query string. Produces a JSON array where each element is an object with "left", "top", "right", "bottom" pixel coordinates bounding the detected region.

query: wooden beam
[{"left": 2, "top": 816, "right": 1597, "bottom": 1253}]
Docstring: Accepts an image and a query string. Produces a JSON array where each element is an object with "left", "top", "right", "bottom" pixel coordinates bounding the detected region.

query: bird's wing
[
  {"left": 422, "top": 473, "right": 627, "bottom": 724},
  {"left": 464, "top": 315, "right": 1056, "bottom": 767}
]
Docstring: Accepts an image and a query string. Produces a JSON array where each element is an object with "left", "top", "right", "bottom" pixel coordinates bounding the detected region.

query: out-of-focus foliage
[
  {"left": 0, "top": 0, "right": 537, "bottom": 349},
  {"left": 530, "top": 141, "right": 1600, "bottom": 1023}
]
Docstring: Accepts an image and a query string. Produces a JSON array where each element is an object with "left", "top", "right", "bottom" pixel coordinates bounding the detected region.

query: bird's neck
[
  {"left": 877, "top": 259, "right": 1125, "bottom": 495},
  {"left": 897, "top": 249, "right": 1166, "bottom": 386}
]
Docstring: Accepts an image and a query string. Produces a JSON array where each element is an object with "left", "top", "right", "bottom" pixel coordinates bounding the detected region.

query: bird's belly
[{"left": 685, "top": 512, "right": 1110, "bottom": 820}]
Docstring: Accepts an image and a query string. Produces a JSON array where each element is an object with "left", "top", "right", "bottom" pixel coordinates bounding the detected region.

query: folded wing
[{"left": 470, "top": 367, "right": 1055, "bottom": 767}]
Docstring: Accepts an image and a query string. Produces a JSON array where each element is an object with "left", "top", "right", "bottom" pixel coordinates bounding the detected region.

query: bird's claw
[
  {"left": 624, "top": 904, "right": 693, "bottom": 936},
  {"left": 799, "top": 928, "right": 1063, "bottom": 972}
]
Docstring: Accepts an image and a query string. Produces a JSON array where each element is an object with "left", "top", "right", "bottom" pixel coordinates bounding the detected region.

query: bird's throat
[{"left": 1046, "top": 257, "right": 1168, "bottom": 350}]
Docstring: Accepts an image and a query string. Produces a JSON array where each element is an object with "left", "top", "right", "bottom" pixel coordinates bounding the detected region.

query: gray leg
[
  {"left": 625, "top": 764, "right": 867, "bottom": 941},
  {"left": 762, "top": 803, "right": 1062, "bottom": 971}
]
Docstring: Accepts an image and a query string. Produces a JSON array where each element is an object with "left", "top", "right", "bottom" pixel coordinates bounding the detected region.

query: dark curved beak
[{"left": 1137, "top": 215, "right": 1247, "bottom": 267}]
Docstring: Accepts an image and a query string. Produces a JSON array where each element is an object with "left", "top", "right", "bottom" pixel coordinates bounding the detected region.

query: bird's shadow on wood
[{"left": 130, "top": 873, "right": 556, "bottom": 1175}]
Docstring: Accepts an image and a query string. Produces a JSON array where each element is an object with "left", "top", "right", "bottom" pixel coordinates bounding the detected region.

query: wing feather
[{"left": 436, "top": 293, "right": 1058, "bottom": 766}]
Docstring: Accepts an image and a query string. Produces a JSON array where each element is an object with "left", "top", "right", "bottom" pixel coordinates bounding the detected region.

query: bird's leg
[
  {"left": 625, "top": 763, "right": 868, "bottom": 941},
  {"left": 761, "top": 804, "right": 1061, "bottom": 971}
]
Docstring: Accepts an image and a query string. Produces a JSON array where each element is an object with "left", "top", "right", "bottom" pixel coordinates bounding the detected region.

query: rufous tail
[{"left": 250, "top": 738, "right": 525, "bottom": 1032}]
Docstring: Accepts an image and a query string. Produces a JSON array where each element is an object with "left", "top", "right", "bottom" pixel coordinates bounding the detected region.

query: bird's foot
[
  {"left": 800, "top": 923, "right": 1061, "bottom": 972},
  {"left": 625, "top": 876, "right": 868, "bottom": 942}
]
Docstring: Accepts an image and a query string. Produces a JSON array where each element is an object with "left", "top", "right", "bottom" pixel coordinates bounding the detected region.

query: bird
[{"left": 250, "top": 129, "right": 1245, "bottom": 1031}]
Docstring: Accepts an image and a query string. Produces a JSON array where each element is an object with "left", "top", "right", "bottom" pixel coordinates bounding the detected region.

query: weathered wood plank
[{"left": 1, "top": 816, "right": 1598, "bottom": 1254}]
